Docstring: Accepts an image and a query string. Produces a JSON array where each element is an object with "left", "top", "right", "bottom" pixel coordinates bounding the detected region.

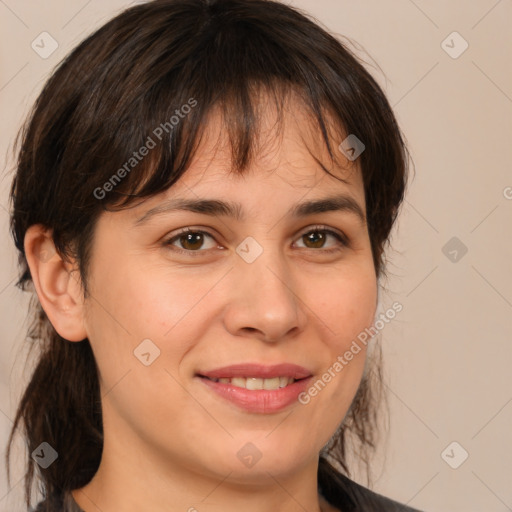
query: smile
[{"left": 203, "top": 376, "right": 297, "bottom": 390}]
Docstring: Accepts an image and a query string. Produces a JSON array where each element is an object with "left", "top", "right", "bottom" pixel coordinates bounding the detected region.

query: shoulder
[
  {"left": 336, "top": 472, "right": 423, "bottom": 511},
  {"left": 318, "top": 457, "right": 424, "bottom": 512}
]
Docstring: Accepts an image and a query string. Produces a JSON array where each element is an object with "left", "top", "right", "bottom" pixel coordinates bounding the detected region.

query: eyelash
[{"left": 162, "top": 225, "right": 349, "bottom": 257}]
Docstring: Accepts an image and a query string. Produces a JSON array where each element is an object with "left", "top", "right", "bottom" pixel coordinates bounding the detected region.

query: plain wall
[{"left": 1, "top": 1, "right": 511, "bottom": 511}]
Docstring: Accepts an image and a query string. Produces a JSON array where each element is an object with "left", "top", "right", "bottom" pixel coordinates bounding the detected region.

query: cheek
[
  {"left": 88, "top": 247, "right": 189, "bottom": 329},
  {"left": 84, "top": 259, "right": 220, "bottom": 376},
  {"left": 305, "top": 263, "right": 377, "bottom": 414},
  {"left": 82, "top": 263, "right": 210, "bottom": 439},
  {"left": 312, "top": 263, "right": 378, "bottom": 348}
]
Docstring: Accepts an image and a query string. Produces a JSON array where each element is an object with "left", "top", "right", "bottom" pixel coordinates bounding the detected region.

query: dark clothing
[
  {"left": 32, "top": 458, "right": 423, "bottom": 511},
  {"left": 317, "top": 457, "right": 422, "bottom": 511}
]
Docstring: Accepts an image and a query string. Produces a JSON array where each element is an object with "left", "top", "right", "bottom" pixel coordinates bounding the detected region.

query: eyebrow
[{"left": 134, "top": 194, "right": 366, "bottom": 226}]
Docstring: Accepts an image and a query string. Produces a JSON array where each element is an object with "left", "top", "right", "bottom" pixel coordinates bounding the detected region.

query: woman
[{"left": 5, "top": 0, "right": 420, "bottom": 510}]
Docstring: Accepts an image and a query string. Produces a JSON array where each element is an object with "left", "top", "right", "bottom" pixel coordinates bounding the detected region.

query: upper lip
[{"left": 198, "top": 363, "right": 312, "bottom": 380}]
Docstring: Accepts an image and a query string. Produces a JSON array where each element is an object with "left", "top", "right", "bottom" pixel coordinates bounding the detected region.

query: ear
[{"left": 24, "top": 225, "right": 87, "bottom": 342}]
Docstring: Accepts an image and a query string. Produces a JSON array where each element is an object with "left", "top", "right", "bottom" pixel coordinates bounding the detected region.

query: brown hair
[{"left": 5, "top": 0, "right": 410, "bottom": 508}]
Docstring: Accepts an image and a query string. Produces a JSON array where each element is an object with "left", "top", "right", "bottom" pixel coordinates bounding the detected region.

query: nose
[{"left": 222, "top": 247, "right": 307, "bottom": 343}]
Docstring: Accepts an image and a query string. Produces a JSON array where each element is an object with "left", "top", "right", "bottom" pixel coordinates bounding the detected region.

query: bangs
[
  {"left": 58, "top": 0, "right": 374, "bottom": 211},
  {"left": 91, "top": 75, "right": 354, "bottom": 213}
]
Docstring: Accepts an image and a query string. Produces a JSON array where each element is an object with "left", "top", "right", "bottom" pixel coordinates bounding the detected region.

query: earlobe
[{"left": 24, "top": 225, "right": 88, "bottom": 342}]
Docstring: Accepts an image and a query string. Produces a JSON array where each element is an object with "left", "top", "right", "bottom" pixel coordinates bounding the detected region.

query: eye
[
  {"left": 294, "top": 225, "right": 349, "bottom": 253},
  {"left": 163, "top": 228, "right": 219, "bottom": 256},
  {"left": 163, "top": 225, "right": 349, "bottom": 257}
]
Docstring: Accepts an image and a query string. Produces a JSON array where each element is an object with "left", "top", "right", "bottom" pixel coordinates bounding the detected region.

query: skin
[{"left": 25, "top": 96, "right": 378, "bottom": 512}]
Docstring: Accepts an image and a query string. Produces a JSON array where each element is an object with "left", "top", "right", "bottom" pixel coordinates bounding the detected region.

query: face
[{"left": 80, "top": 98, "right": 378, "bottom": 484}]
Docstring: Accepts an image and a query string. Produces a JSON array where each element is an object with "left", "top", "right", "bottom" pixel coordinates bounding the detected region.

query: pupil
[
  {"left": 306, "top": 231, "right": 324, "bottom": 248},
  {"left": 183, "top": 233, "right": 203, "bottom": 250}
]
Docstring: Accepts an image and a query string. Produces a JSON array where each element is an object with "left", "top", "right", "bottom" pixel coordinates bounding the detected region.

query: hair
[{"left": 5, "top": 0, "right": 410, "bottom": 509}]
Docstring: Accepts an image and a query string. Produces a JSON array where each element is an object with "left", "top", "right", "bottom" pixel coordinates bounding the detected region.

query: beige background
[{"left": 1, "top": 1, "right": 511, "bottom": 511}]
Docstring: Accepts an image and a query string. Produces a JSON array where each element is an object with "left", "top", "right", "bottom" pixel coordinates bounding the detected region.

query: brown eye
[
  {"left": 295, "top": 227, "right": 349, "bottom": 253},
  {"left": 178, "top": 232, "right": 206, "bottom": 251},
  {"left": 302, "top": 231, "right": 327, "bottom": 249},
  {"left": 164, "top": 229, "right": 218, "bottom": 255}
]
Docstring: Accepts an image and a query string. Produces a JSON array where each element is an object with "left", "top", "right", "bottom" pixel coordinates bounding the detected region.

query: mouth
[
  {"left": 199, "top": 375, "right": 304, "bottom": 390},
  {"left": 195, "top": 363, "right": 313, "bottom": 413}
]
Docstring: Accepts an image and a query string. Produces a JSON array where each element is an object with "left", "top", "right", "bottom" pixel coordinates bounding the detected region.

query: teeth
[
  {"left": 246, "top": 378, "right": 263, "bottom": 390},
  {"left": 231, "top": 377, "right": 247, "bottom": 388},
  {"left": 207, "top": 376, "right": 296, "bottom": 390},
  {"left": 263, "top": 377, "right": 281, "bottom": 390}
]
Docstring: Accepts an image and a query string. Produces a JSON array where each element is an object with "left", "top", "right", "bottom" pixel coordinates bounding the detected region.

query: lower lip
[{"left": 197, "top": 376, "right": 313, "bottom": 413}]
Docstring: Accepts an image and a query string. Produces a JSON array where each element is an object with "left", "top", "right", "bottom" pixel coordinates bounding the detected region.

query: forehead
[
  {"left": 117, "top": 92, "right": 367, "bottom": 229},
  {"left": 175, "top": 93, "right": 363, "bottom": 195}
]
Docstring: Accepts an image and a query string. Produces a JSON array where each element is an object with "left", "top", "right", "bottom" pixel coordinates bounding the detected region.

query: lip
[
  {"left": 198, "top": 375, "right": 313, "bottom": 414},
  {"left": 196, "top": 363, "right": 313, "bottom": 414},
  {"left": 197, "top": 363, "right": 312, "bottom": 380}
]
